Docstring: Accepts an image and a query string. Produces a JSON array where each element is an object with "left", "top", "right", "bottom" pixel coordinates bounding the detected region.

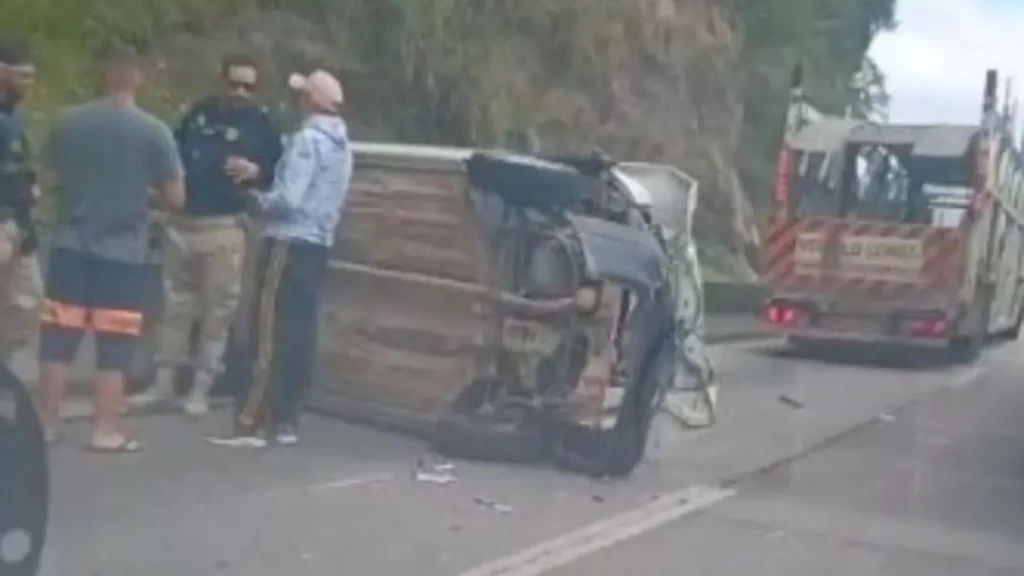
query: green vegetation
[
  {"left": 736, "top": 0, "right": 896, "bottom": 217},
  {"left": 3, "top": 0, "right": 897, "bottom": 268}
]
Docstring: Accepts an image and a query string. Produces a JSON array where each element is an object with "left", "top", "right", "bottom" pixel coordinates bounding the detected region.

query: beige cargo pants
[
  {"left": 155, "top": 215, "right": 246, "bottom": 375},
  {"left": 0, "top": 219, "right": 43, "bottom": 363}
]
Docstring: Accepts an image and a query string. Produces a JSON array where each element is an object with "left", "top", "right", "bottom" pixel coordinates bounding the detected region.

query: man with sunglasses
[
  {"left": 0, "top": 37, "right": 43, "bottom": 367},
  {"left": 135, "top": 54, "right": 282, "bottom": 417}
]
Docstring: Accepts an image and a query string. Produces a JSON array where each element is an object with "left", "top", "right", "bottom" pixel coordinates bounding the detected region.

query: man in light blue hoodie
[{"left": 208, "top": 69, "right": 352, "bottom": 447}]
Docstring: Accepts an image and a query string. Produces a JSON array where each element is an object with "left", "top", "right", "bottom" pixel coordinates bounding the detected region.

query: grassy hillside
[{"left": 3, "top": 0, "right": 896, "bottom": 279}]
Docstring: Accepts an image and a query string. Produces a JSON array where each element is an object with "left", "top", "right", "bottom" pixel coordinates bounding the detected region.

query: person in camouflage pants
[
  {"left": 134, "top": 55, "right": 282, "bottom": 416},
  {"left": 0, "top": 221, "right": 41, "bottom": 362},
  {"left": 0, "top": 39, "right": 43, "bottom": 366}
]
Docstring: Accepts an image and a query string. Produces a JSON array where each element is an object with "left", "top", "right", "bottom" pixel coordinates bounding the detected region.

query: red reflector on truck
[
  {"left": 765, "top": 304, "right": 798, "bottom": 325},
  {"left": 907, "top": 319, "right": 947, "bottom": 337}
]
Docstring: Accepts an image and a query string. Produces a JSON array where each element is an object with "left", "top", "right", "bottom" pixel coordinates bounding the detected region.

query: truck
[{"left": 760, "top": 66, "right": 1024, "bottom": 359}]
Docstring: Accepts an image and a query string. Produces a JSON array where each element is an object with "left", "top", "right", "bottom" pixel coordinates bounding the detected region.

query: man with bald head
[{"left": 36, "top": 44, "right": 185, "bottom": 451}]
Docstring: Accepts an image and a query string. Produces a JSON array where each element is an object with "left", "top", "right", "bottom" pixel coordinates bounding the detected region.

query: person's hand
[
  {"left": 224, "top": 157, "right": 259, "bottom": 184},
  {"left": 243, "top": 188, "right": 264, "bottom": 213}
]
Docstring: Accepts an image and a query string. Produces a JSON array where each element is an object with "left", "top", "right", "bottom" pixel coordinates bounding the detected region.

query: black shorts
[{"left": 39, "top": 248, "right": 148, "bottom": 372}]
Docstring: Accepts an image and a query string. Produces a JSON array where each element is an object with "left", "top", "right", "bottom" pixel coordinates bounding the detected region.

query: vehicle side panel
[{"left": 311, "top": 163, "right": 496, "bottom": 427}]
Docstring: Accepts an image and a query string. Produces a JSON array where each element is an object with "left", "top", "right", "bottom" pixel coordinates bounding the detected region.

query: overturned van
[{"left": 309, "top": 144, "right": 680, "bottom": 476}]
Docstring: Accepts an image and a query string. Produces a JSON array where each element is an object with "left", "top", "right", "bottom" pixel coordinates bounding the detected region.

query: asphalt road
[
  {"left": 550, "top": 345, "right": 1024, "bottom": 576},
  {"left": 38, "top": 336, "right": 1019, "bottom": 576}
]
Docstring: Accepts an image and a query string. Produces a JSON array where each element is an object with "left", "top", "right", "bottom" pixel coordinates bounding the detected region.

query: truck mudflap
[
  {"left": 0, "top": 365, "right": 48, "bottom": 576},
  {"left": 433, "top": 210, "right": 678, "bottom": 478}
]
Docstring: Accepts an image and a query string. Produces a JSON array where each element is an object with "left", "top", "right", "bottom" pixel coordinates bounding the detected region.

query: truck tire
[
  {"left": 1004, "top": 308, "right": 1024, "bottom": 340},
  {"left": 951, "top": 288, "right": 993, "bottom": 363},
  {"left": 949, "top": 336, "right": 980, "bottom": 363}
]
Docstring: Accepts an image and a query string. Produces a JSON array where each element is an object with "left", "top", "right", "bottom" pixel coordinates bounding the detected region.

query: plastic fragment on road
[
  {"left": 474, "top": 497, "right": 514, "bottom": 514},
  {"left": 413, "top": 456, "right": 458, "bottom": 485}
]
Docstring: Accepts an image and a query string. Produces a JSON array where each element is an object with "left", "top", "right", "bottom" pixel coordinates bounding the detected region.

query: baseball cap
[{"left": 287, "top": 69, "right": 344, "bottom": 111}]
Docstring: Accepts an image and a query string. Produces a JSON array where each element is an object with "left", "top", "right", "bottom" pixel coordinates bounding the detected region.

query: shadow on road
[{"left": 757, "top": 340, "right": 975, "bottom": 371}]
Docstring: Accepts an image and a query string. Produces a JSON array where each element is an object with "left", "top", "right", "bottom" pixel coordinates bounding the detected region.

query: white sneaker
[
  {"left": 183, "top": 370, "right": 216, "bottom": 418},
  {"left": 275, "top": 425, "right": 298, "bottom": 446},
  {"left": 183, "top": 390, "right": 209, "bottom": 417},
  {"left": 205, "top": 434, "right": 267, "bottom": 448},
  {"left": 129, "top": 379, "right": 175, "bottom": 407}
]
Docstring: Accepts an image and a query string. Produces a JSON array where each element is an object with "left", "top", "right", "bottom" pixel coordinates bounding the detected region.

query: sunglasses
[{"left": 227, "top": 80, "right": 257, "bottom": 92}]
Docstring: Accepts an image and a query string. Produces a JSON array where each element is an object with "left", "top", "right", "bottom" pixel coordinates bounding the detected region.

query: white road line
[
  {"left": 454, "top": 484, "right": 735, "bottom": 576},
  {"left": 306, "top": 472, "right": 394, "bottom": 492},
  {"left": 262, "top": 472, "right": 393, "bottom": 498}
]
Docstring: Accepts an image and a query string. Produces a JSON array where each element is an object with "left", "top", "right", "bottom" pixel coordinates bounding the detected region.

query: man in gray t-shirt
[
  {"left": 47, "top": 97, "right": 182, "bottom": 262},
  {"left": 35, "top": 45, "right": 185, "bottom": 452}
]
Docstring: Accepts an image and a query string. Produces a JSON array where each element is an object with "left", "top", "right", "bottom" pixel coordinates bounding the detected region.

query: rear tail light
[
  {"left": 765, "top": 304, "right": 799, "bottom": 325},
  {"left": 907, "top": 318, "right": 947, "bottom": 337}
]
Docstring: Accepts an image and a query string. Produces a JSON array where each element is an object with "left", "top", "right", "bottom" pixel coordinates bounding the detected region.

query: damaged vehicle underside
[
  {"left": 432, "top": 152, "right": 678, "bottom": 477},
  {"left": 311, "top": 142, "right": 716, "bottom": 478}
]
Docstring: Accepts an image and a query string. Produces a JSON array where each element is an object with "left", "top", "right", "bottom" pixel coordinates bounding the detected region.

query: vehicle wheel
[
  {"left": 949, "top": 335, "right": 981, "bottom": 363},
  {"left": 551, "top": 338, "right": 673, "bottom": 478},
  {"left": 786, "top": 336, "right": 808, "bottom": 350},
  {"left": 952, "top": 291, "right": 991, "bottom": 362},
  {"left": 0, "top": 366, "right": 48, "bottom": 576},
  {"left": 1005, "top": 309, "right": 1023, "bottom": 340},
  {"left": 434, "top": 377, "right": 548, "bottom": 463}
]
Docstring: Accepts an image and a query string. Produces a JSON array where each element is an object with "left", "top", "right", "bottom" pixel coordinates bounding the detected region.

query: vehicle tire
[
  {"left": 786, "top": 336, "right": 809, "bottom": 351},
  {"left": 949, "top": 336, "right": 981, "bottom": 363},
  {"left": 434, "top": 377, "right": 548, "bottom": 464},
  {"left": 1004, "top": 308, "right": 1024, "bottom": 340},
  {"left": 0, "top": 366, "right": 48, "bottom": 576},
  {"left": 551, "top": 337, "right": 673, "bottom": 478},
  {"left": 952, "top": 289, "right": 992, "bottom": 362}
]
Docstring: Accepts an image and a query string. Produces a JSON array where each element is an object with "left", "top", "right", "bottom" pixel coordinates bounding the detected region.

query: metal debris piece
[
  {"left": 778, "top": 394, "right": 804, "bottom": 409},
  {"left": 473, "top": 496, "right": 513, "bottom": 514},
  {"left": 413, "top": 456, "right": 458, "bottom": 485}
]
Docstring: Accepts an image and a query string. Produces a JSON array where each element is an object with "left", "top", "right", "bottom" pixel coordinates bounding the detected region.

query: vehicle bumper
[{"left": 763, "top": 324, "right": 950, "bottom": 348}]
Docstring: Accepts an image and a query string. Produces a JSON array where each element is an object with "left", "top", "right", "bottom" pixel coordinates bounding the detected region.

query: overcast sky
[{"left": 869, "top": 0, "right": 1022, "bottom": 124}]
